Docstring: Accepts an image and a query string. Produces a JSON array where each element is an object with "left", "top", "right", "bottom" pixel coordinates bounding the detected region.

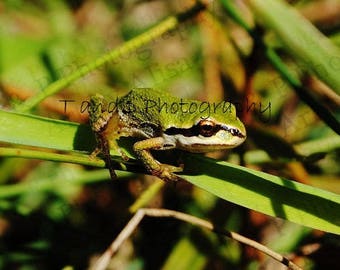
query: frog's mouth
[{"left": 163, "top": 127, "right": 246, "bottom": 153}]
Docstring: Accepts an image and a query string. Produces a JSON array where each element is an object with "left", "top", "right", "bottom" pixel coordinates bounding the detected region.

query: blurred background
[{"left": 0, "top": 0, "right": 339, "bottom": 269}]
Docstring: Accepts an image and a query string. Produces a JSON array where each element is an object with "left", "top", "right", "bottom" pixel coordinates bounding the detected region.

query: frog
[{"left": 88, "top": 88, "right": 246, "bottom": 182}]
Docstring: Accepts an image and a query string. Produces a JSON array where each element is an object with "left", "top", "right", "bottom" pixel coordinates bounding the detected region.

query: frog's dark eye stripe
[{"left": 165, "top": 120, "right": 245, "bottom": 138}]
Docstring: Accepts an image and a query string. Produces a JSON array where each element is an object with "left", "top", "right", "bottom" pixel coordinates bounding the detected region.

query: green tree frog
[{"left": 89, "top": 88, "right": 246, "bottom": 181}]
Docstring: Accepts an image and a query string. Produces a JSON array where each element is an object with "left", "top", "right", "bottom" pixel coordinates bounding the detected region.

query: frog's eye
[{"left": 198, "top": 119, "right": 216, "bottom": 137}]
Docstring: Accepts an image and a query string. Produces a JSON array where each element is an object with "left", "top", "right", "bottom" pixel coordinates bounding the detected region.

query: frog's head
[{"left": 164, "top": 105, "right": 246, "bottom": 153}]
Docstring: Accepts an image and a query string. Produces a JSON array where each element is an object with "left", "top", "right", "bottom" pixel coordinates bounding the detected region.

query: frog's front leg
[{"left": 133, "top": 137, "right": 183, "bottom": 182}]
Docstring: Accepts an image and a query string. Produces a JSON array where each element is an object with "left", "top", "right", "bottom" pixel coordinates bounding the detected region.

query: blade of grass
[
  {"left": 14, "top": 2, "right": 206, "bottom": 113},
  {"left": 129, "top": 181, "right": 165, "bottom": 213},
  {"left": 265, "top": 49, "right": 340, "bottom": 135},
  {"left": 248, "top": 0, "right": 340, "bottom": 93},
  {"left": 182, "top": 155, "right": 340, "bottom": 234},
  {"left": 0, "top": 169, "right": 132, "bottom": 199},
  {"left": 0, "top": 147, "right": 105, "bottom": 168},
  {"left": 220, "top": 0, "right": 340, "bottom": 135},
  {"left": 244, "top": 133, "right": 340, "bottom": 164},
  {"left": 0, "top": 110, "right": 339, "bottom": 234},
  {"left": 0, "top": 110, "right": 95, "bottom": 152},
  {"left": 162, "top": 238, "right": 206, "bottom": 270}
]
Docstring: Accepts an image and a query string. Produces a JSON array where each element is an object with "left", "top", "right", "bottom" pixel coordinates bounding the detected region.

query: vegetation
[{"left": 0, "top": 0, "right": 339, "bottom": 269}]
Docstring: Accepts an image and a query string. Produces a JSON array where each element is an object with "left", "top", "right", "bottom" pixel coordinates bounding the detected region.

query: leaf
[
  {"left": 247, "top": 125, "right": 300, "bottom": 160},
  {"left": 248, "top": 0, "right": 340, "bottom": 93},
  {"left": 0, "top": 109, "right": 95, "bottom": 152},
  {"left": 0, "top": 109, "right": 339, "bottom": 234},
  {"left": 162, "top": 238, "right": 206, "bottom": 270},
  {"left": 0, "top": 35, "right": 49, "bottom": 73},
  {"left": 182, "top": 155, "right": 340, "bottom": 234}
]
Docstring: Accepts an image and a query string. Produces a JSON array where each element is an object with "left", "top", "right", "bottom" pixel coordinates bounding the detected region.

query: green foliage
[
  {"left": 0, "top": 110, "right": 339, "bottom": 234},
  {"left": 0, "top": 0, "right": 339, "bottom": 269}
]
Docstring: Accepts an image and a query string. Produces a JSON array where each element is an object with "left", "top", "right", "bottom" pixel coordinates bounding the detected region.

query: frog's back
[
  {"left": 118, "top": 88, "right": 210, "bottom": 130},
  {"left": 116, "top": 88, "right": 244, "bottom": 138},
  {"left": 116, "top": 88, "right": 168, "bottom": 137}
]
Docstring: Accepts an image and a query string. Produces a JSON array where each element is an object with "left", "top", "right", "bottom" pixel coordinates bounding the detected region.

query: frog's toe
[
  {"left": 89, "top": 148, "right": 101, "bottom": 159},
  {"left": 153, "top": 164, "right": 183, "bottom": 182}
]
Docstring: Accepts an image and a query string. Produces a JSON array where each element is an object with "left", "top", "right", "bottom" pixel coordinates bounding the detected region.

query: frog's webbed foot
[
  {"left": 90, "top": 147, "right": 101, "bottom": 159},
  {"left": 133, "top": 137, "right": 183, "bottom": 182},
  {"left": 117, "top": 147, "right": 129, "bottom": 162},
  {"left": 153, "top": 163, "right": 183, "bottom": 182}
]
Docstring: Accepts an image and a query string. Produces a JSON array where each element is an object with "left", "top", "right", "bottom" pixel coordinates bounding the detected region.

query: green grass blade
[
  {"left": 162, "top": 238, "right": 206, "bottom": 270},
  {"left": 182, "top": 155, "right": 340, "bottom": 234},
  {"left": 248, "top": 0, "right": 340, "bottom": 93},
  {"left": 0, "top": 110, "right": 94, "bottom": 152},
  {"left": 220, "top": 0, "right": 340, "bottom": 135},
  {"left": 14, "top": 2, "right": 206, "bottom": 113},
  {"left": 0, "top": 109, "right": 339, "bottom": 234},
  {"left": 13, "top": 17, "right": 177, "bottom": 112},
  {"left": 0, "top": 169, "right": 134, "bottom": 199}
]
